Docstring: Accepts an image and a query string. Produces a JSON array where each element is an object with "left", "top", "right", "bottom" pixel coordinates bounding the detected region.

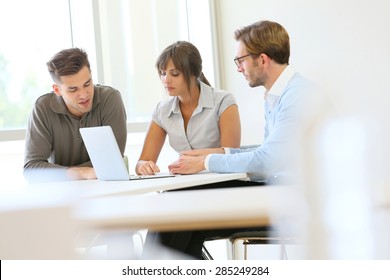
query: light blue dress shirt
[
  {"left": 206, "top": 66, "right": 316, "bottom": 182},
  {"left": 152, "top": 81, "right": 237, "bottom": 153}
]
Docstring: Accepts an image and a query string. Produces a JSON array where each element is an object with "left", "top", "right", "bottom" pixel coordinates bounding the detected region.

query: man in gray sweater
[{"left": 24, "top": 48, "right": 127, "bottom": 182}]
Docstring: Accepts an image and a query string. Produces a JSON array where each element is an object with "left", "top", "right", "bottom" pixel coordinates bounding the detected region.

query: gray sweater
[{"left": 23, "top": 85, "right": 127, "bottom": 181}]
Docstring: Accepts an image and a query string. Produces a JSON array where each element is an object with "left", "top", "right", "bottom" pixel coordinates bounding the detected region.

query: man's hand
[
  {"left": 168, "top": 155, "right": 207, "bottom": 174},
  {"left": 66, "top": 167, "right": 97, "bottom": 180}
]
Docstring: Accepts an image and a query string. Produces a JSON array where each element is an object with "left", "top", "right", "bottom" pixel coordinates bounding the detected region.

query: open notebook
[{"left": 79, "top": 126, "right": 175, "bottom": 181}]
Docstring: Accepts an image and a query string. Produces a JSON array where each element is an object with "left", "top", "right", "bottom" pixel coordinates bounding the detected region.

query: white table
[
  {"left": 28, "top": 172, "right": 248, "bottom": 199},
  {"left": 75, "top": 185, "right": 302, "bottom": 232}
]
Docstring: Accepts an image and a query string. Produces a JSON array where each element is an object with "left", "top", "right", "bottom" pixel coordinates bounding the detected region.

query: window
[
  {"left": 0, "top": 0, "right": 216, "bottom": 140},
  {"left": 0, "top": 0, "right": 73, "bottom": 131}
]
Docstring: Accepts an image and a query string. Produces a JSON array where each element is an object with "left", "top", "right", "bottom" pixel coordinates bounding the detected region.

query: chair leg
[
  {"left": 231, "top": 239, "right": 241, "bottom": 260},
  {"left": 231, "top": 241, "right": 235, "bottom": 259},
  {"left": 244, "top": 242, "right": 248, "bottom": 260}
]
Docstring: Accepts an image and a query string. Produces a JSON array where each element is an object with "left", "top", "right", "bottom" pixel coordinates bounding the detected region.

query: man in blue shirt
[
  {"left": 168, "top": 20, "right": 319, "bottom": 183},
  {"left": 147, "top": 20, "right": 327, "bottom": 259}
]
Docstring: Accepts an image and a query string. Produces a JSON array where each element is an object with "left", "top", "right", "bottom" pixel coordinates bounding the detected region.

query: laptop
[{"left": 79, "top": 126, "right": 176, "bottom": 181}]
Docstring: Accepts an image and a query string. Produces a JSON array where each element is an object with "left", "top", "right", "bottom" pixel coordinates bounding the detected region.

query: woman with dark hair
[{"left": 135, "top": 41, "right": 241, "bottom": 175}]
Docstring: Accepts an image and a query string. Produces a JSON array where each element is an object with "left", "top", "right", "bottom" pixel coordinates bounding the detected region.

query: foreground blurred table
[{"left": 75, "top": 185, "right": 301, "bottom": 232}]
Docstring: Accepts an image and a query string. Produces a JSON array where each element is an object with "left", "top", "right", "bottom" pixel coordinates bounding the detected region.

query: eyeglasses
[{"left": 233, "top": 54, "right": 252, "bottom": 68}]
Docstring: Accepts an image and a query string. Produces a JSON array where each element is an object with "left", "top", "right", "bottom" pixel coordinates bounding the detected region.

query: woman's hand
[{"left": 136, "top": 160, "right": 160, "bottom": 175}]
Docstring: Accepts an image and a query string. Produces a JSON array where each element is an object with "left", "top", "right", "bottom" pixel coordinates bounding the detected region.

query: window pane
[
  {"left": 94, "top": 0, "right": 214, "bottom": 124},
  {"left": 0, "top": 0, "right": 72, "bottom": 130},
  {"left": 94, "top": 0, "right": 189, "bottom": 123}
]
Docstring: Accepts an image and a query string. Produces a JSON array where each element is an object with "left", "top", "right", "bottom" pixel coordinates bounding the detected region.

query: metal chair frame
[{"left": 229, "top": 231, "right": 295, "bottom": 260}]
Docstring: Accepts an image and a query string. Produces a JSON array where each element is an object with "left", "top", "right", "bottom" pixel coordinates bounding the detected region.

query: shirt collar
[
  {"left": 197, "top": 81, "right": 214, "bottom": 109},
  {"left": 169, "top": 81, "right": 214, "bottom": 116},
  {"left": 265, "top": 65, "right": 296, "bottom": 99},
  {"left": 50, "top": 92, "right": 68, "bottom": 114}
]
